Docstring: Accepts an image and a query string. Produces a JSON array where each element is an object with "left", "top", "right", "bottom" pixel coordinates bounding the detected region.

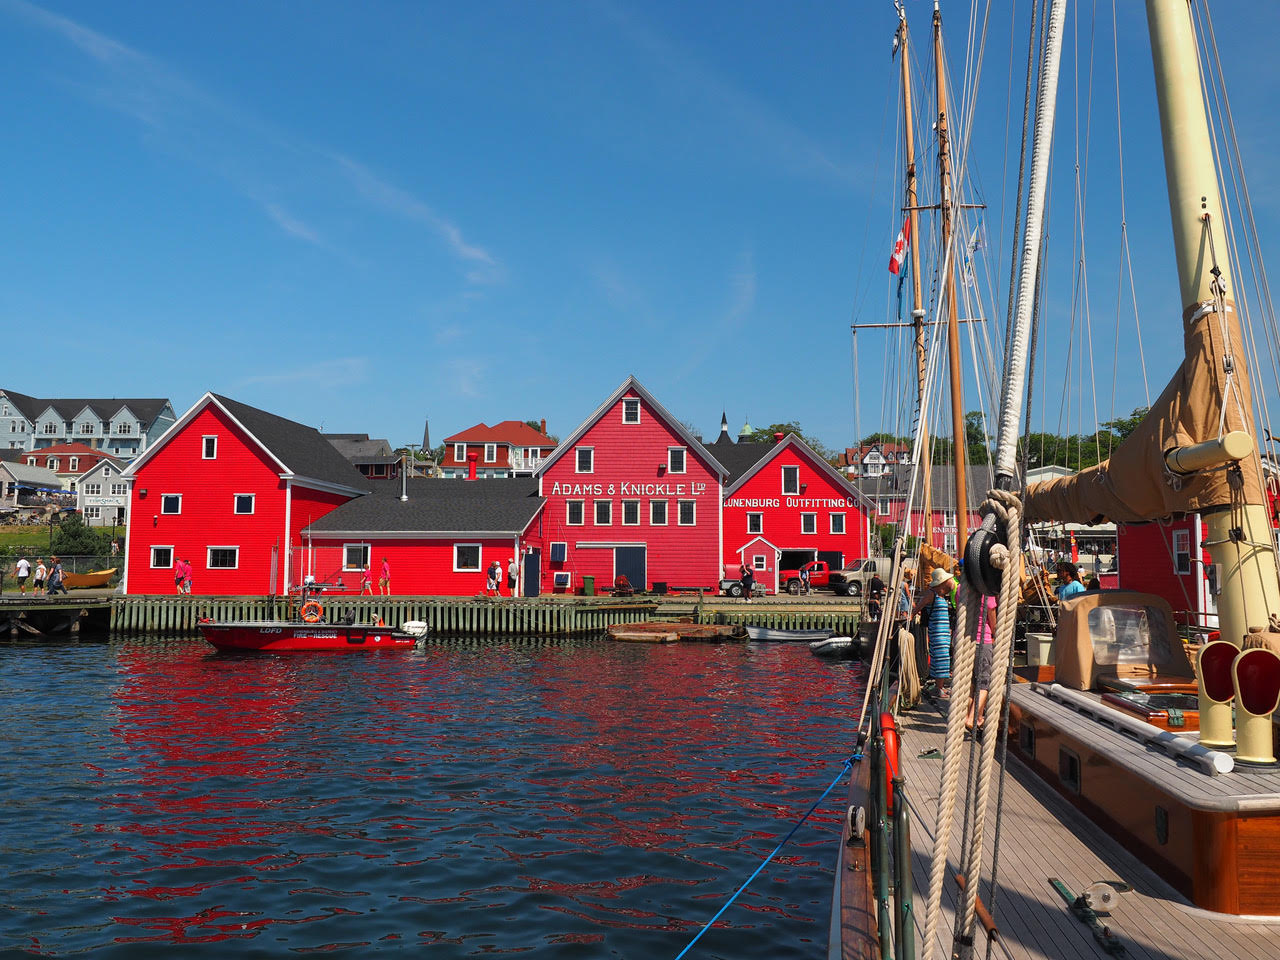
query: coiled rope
[{"left": 671, "top": 755, "right": 856, "bottom": 960}]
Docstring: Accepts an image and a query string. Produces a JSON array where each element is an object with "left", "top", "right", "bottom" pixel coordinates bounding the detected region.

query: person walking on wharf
[
  {"left": 740, "top": 562, "right": 755, "bottom": 602},
  {"left": 379, "top": 558, "right": 391, "bottom": 596},
  {"left": 359, "top": 567, "right": 373, "bottom": 596},
  {"left": 14, "top": 556, "right": 31, "bottom": 594},
  {"left": 33, "top": 559, "right": 47, "bottom": 597},
  {"left": 488, "top": 559, "right": 503, "bottom": 597},
  {"left": 507, "top": 557, "right": 519, "bottom": 597},
  {"left": 47, "top": 557, "right": 67, "bottom": 596}
]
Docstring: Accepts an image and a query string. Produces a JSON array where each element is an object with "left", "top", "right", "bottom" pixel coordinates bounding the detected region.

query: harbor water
[{"left": 1, "top": 636, "right": 863, "bottom": 957}]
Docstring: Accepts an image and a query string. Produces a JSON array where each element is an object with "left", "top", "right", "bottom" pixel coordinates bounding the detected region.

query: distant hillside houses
[
  {"left": 440, "top": 419, "right": 556, "bottom": 478},
  {"left": 0, "top": 389, "right": 175, "bottom": 459},
  {"left": 838, "top": 441, "right": 913, "bottom": 478}
]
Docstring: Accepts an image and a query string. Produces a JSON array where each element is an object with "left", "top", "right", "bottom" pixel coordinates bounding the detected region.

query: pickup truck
[
  {"left": 779, "top": 560, "right": 865, "bottom": 596},
  {"left": 827, "top": 557, "right": 892, "bottom": 598}
]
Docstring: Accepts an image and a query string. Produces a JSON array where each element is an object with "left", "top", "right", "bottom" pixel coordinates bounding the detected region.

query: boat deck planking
[{"left": 868, "top": 695, "right": 1280, "bottom": 960}]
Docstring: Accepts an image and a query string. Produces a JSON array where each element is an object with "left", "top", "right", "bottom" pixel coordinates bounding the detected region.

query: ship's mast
[
  {"left": 898, "top": 6, "right": 934, "bottom": 548},
  {"left": 933, "top": 2, "right": 968, "bottom": 551},
  {"left": 1146, "top": 0, "right": 1280, "bottom": 643}
]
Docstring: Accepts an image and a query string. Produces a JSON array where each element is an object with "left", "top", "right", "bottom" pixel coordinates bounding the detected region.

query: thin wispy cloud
[
  {"left": 236, "top": 357, "right": 371, "bottom": 389},
  {"left": 1, "top": 0, "right": 499, "bottom": 281}
]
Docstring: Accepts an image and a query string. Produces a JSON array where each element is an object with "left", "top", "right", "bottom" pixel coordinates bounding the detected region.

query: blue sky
[{"left": 2, "top": 0, "right": 1277, "bottom": 457}]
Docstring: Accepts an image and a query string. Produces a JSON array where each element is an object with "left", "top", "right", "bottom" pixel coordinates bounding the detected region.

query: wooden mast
[
  {"left": 897, "top": 6, "right": 933, "bottom": 551},
  {"left": 933, "top": 2, "right": 968, "bottom": 552}
]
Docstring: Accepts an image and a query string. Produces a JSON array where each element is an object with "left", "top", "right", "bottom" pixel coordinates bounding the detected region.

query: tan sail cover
[
  {"left": 1024, "top": 300, "right": 1264, "bottom": 524},
  {"left": 1053, "top": 591, "right": 1193, "bottom": 690}
]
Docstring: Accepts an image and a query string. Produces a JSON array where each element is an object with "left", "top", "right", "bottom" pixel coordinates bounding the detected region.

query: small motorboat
[
  {"left": 62, "top": 567, "right": 117, "bottom": 588},
  {"left": 606, "top": 622, "right": 746, "bottom": 643},
  {"left": 744, "top": 625, "right": 834, "bottom": 642},
  {"left": 199, "top": 586, "right": 425, "bottom": 652},
  {"left": 809, "top": 635, "right": 855, "bottom": 657}
]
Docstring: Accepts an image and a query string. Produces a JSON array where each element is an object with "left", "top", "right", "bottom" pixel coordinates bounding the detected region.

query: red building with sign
[
  {"left": 534, "top": 377, "right": 727, "bottom": 594},
  {"left": 714, "top": 429, "right": 874, "bottom": 594},
  {"left": 122, "top": 394, "right": 369, "bottom": 595}
]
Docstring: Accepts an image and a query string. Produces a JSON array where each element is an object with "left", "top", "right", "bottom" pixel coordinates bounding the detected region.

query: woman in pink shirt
[{"left": 964, "top": 594, "right": 997, "bottom": 734}]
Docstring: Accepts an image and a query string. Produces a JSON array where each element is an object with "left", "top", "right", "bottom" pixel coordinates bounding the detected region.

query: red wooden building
[
  {"left": 440, "top": 420, "right": 556, "bottom": 478},
  {"left": 1117, "top": 516, "right": 1217, "bottom": 629},
  {"left": 714, "top": 428, "right": 873, "bottom": 594},
  {"left": 122, "top": 394, "right": 370, "bottom": 595},
  {"left": 21, "top": 442, "right": 121, "bottom": 490},
  {"left": 534, "top": 377, "right": 727, "bottom": 594}
]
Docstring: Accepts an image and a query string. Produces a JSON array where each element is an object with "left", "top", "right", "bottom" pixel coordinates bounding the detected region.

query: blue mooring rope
[{"left": 672, "top": 754, "right": 857, "bottom": 960}]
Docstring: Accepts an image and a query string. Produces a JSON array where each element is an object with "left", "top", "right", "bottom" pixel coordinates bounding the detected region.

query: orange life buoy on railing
[
  {"left": 300, "top": 601, "right": 324, "bottom": 623},
  {"left": 880, "top": 712, "right": 900, "bottom": 814}
]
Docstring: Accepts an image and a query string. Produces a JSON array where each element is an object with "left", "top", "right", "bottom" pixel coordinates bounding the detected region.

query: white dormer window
[
  {"left": 576, "top": 447, "right": 594, "bottom": 473},
  {"left": 115, "top": 423, "right": 133, "bottom": 435},
  {"left": 26, "top": 456, "right": 36, "bottom": 466},
  {"left": 48, "top": 458, "right": 59, "bottom": 471},
  {"left": 69, "top": 457, "right": 79, "bottom": 472},
  {"left": 781, "top": 465, "right": 799, "bottom": 495},
  {"left": 622, "top": 398, "right": 641, "bottom": 424},
  {"left": 103, "top": 466, "right": 112, "bottom": 477},
  {"left": 453, "top": 443, "right": 465, "bottom": 462},
  {"left": 484, "top": 443, "right": 497, "bottom": 463},
  {"left": 42, "top": 422, "right": 58, "bottom": 435},
  {"left": 202, "top": 436, "right": 217, "bottom": 459},
  {"left": 667, "top": 447, "right": 686, "bottom": 474},
  {"left": 79, "top": 423, "right": 94, "bottom": 435}
]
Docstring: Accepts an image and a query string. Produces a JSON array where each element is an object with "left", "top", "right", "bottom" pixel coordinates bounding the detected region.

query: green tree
[
  {"left": 51, "top": 513, "right": 113, "bottom": 558},
  {"left": 744, "top": 422, "right": 834, "bottom": 460},
  {"left": 859, "top": 432, "right": 910, "bottom": 447}
]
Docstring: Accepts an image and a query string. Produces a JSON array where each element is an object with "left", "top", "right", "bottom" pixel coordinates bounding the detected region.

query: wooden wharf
[
  {"left": 834, "top": 691, "right": 1280, "bottom": 960},
  {"left": 2, "top": 592, "right": 862, "bottom": 638}
]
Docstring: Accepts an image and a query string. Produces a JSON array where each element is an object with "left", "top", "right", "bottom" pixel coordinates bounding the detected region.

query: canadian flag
[{"left": 888, "top": 219, "right": 910, "bottom": 275}]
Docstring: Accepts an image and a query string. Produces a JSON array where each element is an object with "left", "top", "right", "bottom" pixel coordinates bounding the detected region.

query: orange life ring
[
  {"left": 300, "top": 601, "right": 324, "bottom": 623},
  {"left": 880, "top": 712, "right": 900, "bottom": 814}
]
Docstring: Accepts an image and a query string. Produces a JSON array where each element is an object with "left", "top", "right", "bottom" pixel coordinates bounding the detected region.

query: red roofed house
[
  {"left": 534, "top": 377, "right": 727, "bottom": 595},
  {"left": 22, "top": 442, "right": 122, "bottom": 492},
  {"left": 440, "top": 420, "right": 556, "bottom": 479},
  {"left": 122, "top": 394, "right": 370, "bottom": 595},
  {"left": 838, "top": 441, "right": 913, "bottom": 479}
]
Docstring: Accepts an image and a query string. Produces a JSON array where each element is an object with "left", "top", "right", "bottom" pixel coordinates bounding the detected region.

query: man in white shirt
[{"left": 14, "top": 556, "right": 31, "bottom": 594}]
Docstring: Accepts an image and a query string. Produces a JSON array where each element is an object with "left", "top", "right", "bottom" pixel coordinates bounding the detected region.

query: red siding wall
[
  {"left": 1117, "top": 518, "right": 1211, "bottom": 625},
  {"left": 303, "top": 537, "right": 524, "bottom": 596},
  {"left": 723, "top": 444, "right": 870, "bottom": 591},
  {"left": 538, "top": 391, "right": 721, "bottom": 593}
]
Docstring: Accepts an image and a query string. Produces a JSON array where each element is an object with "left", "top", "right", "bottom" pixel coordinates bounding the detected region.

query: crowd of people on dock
[{"left": 10, "top": 556, "right": 68, "bottom": 596}]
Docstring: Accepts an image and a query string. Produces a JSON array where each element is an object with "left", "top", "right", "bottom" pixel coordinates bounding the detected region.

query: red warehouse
[
  {"left": 714, "top": 426, "right": 874, "bottom": 594},
  {"left": 535, "top": 377, "right": 727, "bottom": 594},
  {"left": 1117, "top": 515, "right": 1217, "bottom": 630},
  {"left": 122, "top": 394, "right": 370, "bottom": 595}
]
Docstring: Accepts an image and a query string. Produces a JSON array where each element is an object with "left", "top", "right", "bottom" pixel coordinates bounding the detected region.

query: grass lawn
[{"left": 0, "top": 524, "right": 58, "bottom": 552}]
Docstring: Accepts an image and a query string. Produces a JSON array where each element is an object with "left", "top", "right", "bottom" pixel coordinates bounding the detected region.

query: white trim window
[
  {"left": 576, "top": 447, "right": 594, "bottom": 473},
  {"left": 1173, "top": 529, "right": 1192, "bottom": 576},
  {"left": 650, "top": 500, "right": 668, "bottom": 526},
  {"left": 454, "top": 543, "right": 482, "bottom": 572},
  {"left": 830, "top": 513, "right": 846, "bottom": 535},
  {"left": 84, "top": 506, "right": 101, "bottom": 520},
  {"left": 594, "top": 499, "right": 612, "bottom": 525},
  {"left": 753, "top": 555, "right": 767, "bottom": 570},
  {"left": 668, "top": 447, "right": 686, "bottom": 474},
  {"left": 453, "top": 442, "right": 466, "bottom": 462},
  {"left": 48, "top": 458, "right": 59, "bottom": 471},
  {"left": 208, "top": 546, "right": 239, "bottom": 569},
  {"left": 202, "top": 436, "right": 218, "bottom": 459},
  {"left": 747, "top": 512, "right": 763, "bottom": 535},
  {"left": 234, "top": 494, "right": 255, "bottom": 515},
  {"left": 343, "top": 543, "right": 371, "bottom": 571},
  {"left": 69, "top": 457, "right": 79, "bottom": 471},
  {"left": 151, "top": 546, "right": 174, "bottom": 569},
  {"left": 84, "top": 482, "right": 102, "bottom": 495},
  {"left": 567, "top": 500, "right": 585, "bottom": 525},
  {"left": 553, "top": 571, "right": 572, "bottom": 589},
  {"left": 622, "top": 398, "right": 641, "bottom": 424},
  {"left": 801, "top": 513, "right": 817, "bottom": 534},
  {"left": 621, "top": 499, "right": 641, "bottom": 525},
  {"left": 161, "top": 494, "right": 182, "bottom": 515},
  {"left": 781, "top": 465, "right": 800, "bottom": 495},
  {"left": 484, "top": 443, "right": 497, "bottom": 463},
  {"left": 678, "top": 500, "right": 696, "bottom": 526},
  {"left": 103, "top": 466, "right": 113, "bottom": 478},
  {"left": 877, "top": 498, "right": 891, "bottom": 516},
  {"left": 110, "top": 483, "right": 127, "bottom": 496}
]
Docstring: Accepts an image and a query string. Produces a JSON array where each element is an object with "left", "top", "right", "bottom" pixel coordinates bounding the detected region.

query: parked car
[{"left": 828, "top": 557, "right": 892, "bottom": 597}]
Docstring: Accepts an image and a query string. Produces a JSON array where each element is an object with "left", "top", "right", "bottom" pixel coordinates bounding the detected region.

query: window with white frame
[
  {"left": 484, "top": 443, "right": 497, "bottom": 463},
  {"left": 69, "top": 457, "right": 79, "bottom": 471},
  {"left": 208, "top": 546, "right": 239, "bottom": 569},
  {"left": 48, "top": 458, "right": 59, "bottom": 471},
  {"left": 650, "top": 500, "right": 668, "bottom": 525},
  {"left": 553, "top": 571, "right": 572, "bottom": 588},
  {"left": 878, "top": 498, "right": 891, "bottom": 516},
  {"left": 26, "top": 456, "right": 36, "bottom": 465},
  {"left": 753, "top": 555, "right": 767, "bottom": 570},
  {"left": 202, "top": 436, "right": 217, "bottom": 459},
  {"left": 111, "top": 483, "right": 127, "bottom": 496},
  {"left": 668, "top": 447, "right": 686, "bottom": 474},
  {"left": 84, "top": 483, "right": 102, "bottom": 495},
  {"left": 161, "top": 494, "right": 181, "bottom": 514},
  {"left": 782, "top": 465, "right": 800, "bottom": 495},
  {"left": 42, "top": 422, "right": 58, "bottom": 435},
  {"left": 678, "top": 500, "right": 696, "bottom": 525},
  {"left": 576, "top": 447, "right": 594, "bottom": 473},
  {"left": 453, "top": 443, "right": 465, "bottom": 462},
  {"left": 594, "top": 500, "right": 612, "bottom": 525},
  {"left": 567, "top": 500, "right": 584, "bottom": 525},
  {"left": 115, "top": 422, "right": 133, "bottom": 435},
  {"left": 622, "top": 500, "right": 640, "bottom": 525},
  {"left": 801, "top": 513, "right": 817, "bottom": 534},
  {"left": 747, "top": 513, "right": 763, "bottom": 534},
  {"left": 344, "top": 543, "right": 371, "bottom": 570},
  {"left": 234, "top": 494, "right": 255, "bottom": 515},
  {"left": 454, "top": 543, "right": 481, "bottom": 572},
  {"left": 622, "top": 398, "right": 641, "bottom": 424},
  {"left": 151, "top": 546, "right": 173, "bottom": 568},
  {"left": 942, "top": 510, "right": 956, "bottom": 527},
  {"left": 84, "top": 506, "right": 101, "bottom": 519},
  {"left": 1173, "top": 529, "right": 1192, "bottom": 575},
  {"left": 830, "top": 513, "right": 846, "bottom": 535},
  {"left": 79, "top": 423, "right": 94, "bottom": 435},
  {"left": 103, "top": 466, "right": 112, "bottom": 477}
]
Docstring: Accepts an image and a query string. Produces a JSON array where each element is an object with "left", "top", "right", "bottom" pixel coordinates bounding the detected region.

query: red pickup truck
[{"left": 780, "top": 560, "right": 834, "bottom": 595}]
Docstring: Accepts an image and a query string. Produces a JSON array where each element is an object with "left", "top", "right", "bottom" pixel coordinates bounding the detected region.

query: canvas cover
[
  {"left": 1053, "top": 591, "right": 1193, "bottom": 690},
  {"left": 1024, "top": 300, "right": 1265, "bottom": 524}
]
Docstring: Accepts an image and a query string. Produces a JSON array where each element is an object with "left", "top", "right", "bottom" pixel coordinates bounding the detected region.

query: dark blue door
[
  {"left": 523, "top": 549, "right": 541, "bottom": 597},
  {"left": 614, "top": 547, "right": 646, "bottom": 591}
]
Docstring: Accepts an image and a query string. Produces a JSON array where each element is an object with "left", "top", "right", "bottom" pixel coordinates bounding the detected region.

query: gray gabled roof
[
  {"left": 0, "top": 461, "right": 64, "bottom": 488},
  {"left": 306, "top": 478, "right": 543, "bottom": 535},
  {"left": 1, "top": 391, "right": 172, "bottom": 426},
  {"left": 323, "top": 433, "right": 395, "bottom": 460},
  {"left": 212, "top": 395, "right": 371, "bottom": 493}
]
